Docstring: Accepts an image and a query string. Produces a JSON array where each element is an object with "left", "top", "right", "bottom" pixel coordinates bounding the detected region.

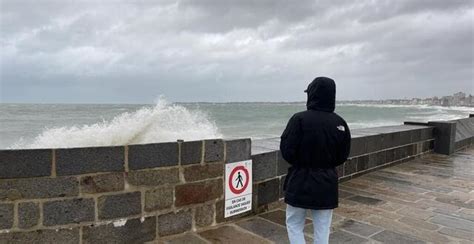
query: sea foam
[{"left": 11, "top": 98, "right": 221, "bottom": 149}]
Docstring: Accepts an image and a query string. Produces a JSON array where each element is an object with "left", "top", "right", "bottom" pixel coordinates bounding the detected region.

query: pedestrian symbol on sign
[{"left": 235, "top": 171, "right": 244, "bottom": 188}]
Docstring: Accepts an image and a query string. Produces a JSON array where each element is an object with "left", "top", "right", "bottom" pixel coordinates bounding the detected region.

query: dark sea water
[{"left": 0, "top": 100, "right": 472, "bottom": 149}]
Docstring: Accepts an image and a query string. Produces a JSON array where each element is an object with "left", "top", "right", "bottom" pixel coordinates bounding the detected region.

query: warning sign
[{"left": 224, "top": 160, "right": 252, "bottom": 218}]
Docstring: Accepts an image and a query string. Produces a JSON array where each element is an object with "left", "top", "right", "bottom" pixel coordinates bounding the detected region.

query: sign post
[{"left": 224, "top": 160, "right": 252, "bottom": 218}]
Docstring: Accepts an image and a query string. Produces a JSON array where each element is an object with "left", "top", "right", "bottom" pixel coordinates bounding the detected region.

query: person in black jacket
[{"left": 280, "top": 77, "right": 351, "bottom": 244}]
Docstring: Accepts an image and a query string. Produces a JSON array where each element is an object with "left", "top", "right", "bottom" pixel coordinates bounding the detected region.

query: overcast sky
[{"left": 1, "top": 0, "right": 473, "bottom": 103}]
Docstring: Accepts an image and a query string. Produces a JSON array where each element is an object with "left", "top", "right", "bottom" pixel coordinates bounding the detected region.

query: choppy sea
[{"left": 1, "top": 99, "right": 472, "bottom": 149}]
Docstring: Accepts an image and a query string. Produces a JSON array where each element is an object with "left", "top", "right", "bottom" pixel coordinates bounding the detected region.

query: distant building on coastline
[{"left": 343, "top": 92, "right": 474, "bottom": 107}]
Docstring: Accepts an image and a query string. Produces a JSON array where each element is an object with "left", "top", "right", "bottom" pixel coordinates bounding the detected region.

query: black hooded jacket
[{"left": 280, "top": 77, "right": 351, "bottom": 209}]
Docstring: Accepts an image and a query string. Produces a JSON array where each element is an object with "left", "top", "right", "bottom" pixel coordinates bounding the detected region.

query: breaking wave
[{"left": 11, "top": 98, "right": 222, "bottom": 149}]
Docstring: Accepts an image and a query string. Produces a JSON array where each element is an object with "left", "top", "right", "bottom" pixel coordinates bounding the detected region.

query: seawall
[{"left": 0, "top": 116, "right": 472, "bottom": 243}]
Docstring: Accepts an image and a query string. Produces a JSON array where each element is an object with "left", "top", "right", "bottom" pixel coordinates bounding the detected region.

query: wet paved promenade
[{"left": 160, "top": 147, "right": 474, "bottom": 243}]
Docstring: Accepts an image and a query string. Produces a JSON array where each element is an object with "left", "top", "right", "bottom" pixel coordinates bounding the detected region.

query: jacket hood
[{"left": 305, "top": 77, "right": 336, "bottom": 112}]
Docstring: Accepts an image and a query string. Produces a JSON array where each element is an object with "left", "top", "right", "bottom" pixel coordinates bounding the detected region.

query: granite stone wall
[
  {"left": 0, "top": 124, "right": 437, "bottom": 243},
  {"left": 0, "top": 139, "right": 252, "bottom": 243},
  {"left": 452, "top": 116, "right": 474, "bottom": 150}
]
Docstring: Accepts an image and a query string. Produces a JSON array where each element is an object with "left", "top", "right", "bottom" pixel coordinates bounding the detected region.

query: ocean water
[{"left": 1, "top": 99, "right": 472, "bottom": 149}]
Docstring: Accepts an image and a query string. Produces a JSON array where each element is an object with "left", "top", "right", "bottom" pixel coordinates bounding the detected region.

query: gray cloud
[{"left": 1, "top": 0, "right": 473, "bottom": 103}]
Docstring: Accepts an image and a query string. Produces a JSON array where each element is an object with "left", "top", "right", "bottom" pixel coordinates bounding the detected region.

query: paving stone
[
  {"left": 98, "top": 192, "right": 141, "bottom": 220},
  {"left": 0, "top": 149, "right": 52, "bottom": 179},
  {"left": 18, "top": 202, "right": 39, "bottom": 229},
  {"left": 56, "top": 146, "right": 124, "bottom": 175},
  {"left": 329, "top": 230, "right": 369, "bottom": 244},
  {"left": 339, "top": 219, "right": 382, "bottom": 237},
  {"left": 236, "top": 217, "right": 290, "bottom": 244},
  {"left": 180, "top": 140, "right": 203, "bottom": 165},
  {"left": 399, "top": 216, "right": 439, "bottom": 231},
  {"left": 183, "top": 163, "right": 223, "bottom": 182},
  {"left": 0, "top": 177, "right": 78, "bottom": 200},
  {"left": 195, "top": 204, "right": 214, "bottom": 227},
  {"left": 145, "top": 187, "right": 174, "bottom": 212},
  {"left": 199, "top": 225, "right": 271, "bottom": 244},
  {"left": 252, "top": 151, "right": 277, "bottom": 181},
  {"left": 371, "top": 230, "right": 425, "bottom": 244},
  {"left": 157, "top": 210, "right": 192, "bottom": 236},
  {"left": 259, "top": 209, "right": 311, "bottom": 227},
  {"left": 347, "top": 195, "right": 384, "bottom": 205},
  {"left": 0, "top": 228, "right": 79, "bottom": 244},
  {"left": 80, "top": 172, "right": 124, "bottom": 194},
  {"left": 175, "top": 179, "right": 222, "bottom": 206},
  {"left": 438, "top": 227, "right": 474, "bottom": 241},
  {"left": 43, "top": 198, "right": 95, "bottom": 226},
  {"left": 429, "top": 214, "right": 474, "bottom": 232},
  {"left": 83, "top": 217, "right": 156, "bottom": 244},
  {"left": 128, "top": 142, "right": 179, "bottom": 170},
  {"left": 225, "top": 139, "right": 251, "bottom": 163},
  {"left": 127, "top": 168, "right": 179, "bottom": 186},
  {"left": 162, "top": 233, "right": 209, "bottom": 244},
  {"left": 204, "top": 139, "right": 224, "bottom": 162},
  {"left": 0, "top": 203, "right": 13, "bottom": 229}
]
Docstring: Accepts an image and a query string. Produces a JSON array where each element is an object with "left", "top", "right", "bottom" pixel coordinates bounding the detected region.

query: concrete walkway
[{"left": 160, "top": 147, "right": 474, "bottom": 243}]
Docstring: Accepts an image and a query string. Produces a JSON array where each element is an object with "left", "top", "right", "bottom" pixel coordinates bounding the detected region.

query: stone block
[
  {"left": 428, "top": 121, "right": 456, "bottom": 155},
  {"left": 80, "top": 173, "right": 124, "bottom": 194},
  {"left": 56, "top": 146, "right": 124, "bottom": 176},
  {"left": 366, "top": 134, "right": 383, "bottom": 153},
  {"left": 180, "top": 140, "right": 202, "bottom": 165},
  {"left": 183, "top": 163, "right": 223, "bottom": 182},
  {"left": 225, "top": 139, "right": 251, "bottom": 163},
  {"left": 195, "top": 204, "right": 214, "bottom": 227},
  {"left": 252, "top": 151, "right": 277, "bottom": 182},
  {"left": 276, "top": 151, "right": 290, "bottom": 176},
  {"left": 0, "top": 229, "right": 79, "bottom": 244},
  {"left": 257, "top": 178, "right": 279, "bottom": 207},
  {"left": 356, "top": 155, "right": 369, "bottom": 172},
  {"left": 349, "top": 136, "right": 367, "bottom": 157},
  {"left": 43, "top": 198, "right": 95, "bottom": 226},
  {"left": 175, "top": 179, "right": 222, "bottom": 206},
  {"left": 0, "top": 203, "right": 13, "bottom": 229},
  {"left": 0, "top": 177, "right": 78, "bottom": 200},
  {"left": 336, "top": 164, "right": 344, "bottom": 178},
  {"left": 127, "top": 168, "right": 179, "bottom": 186},
  {"left": 0, "top": 149, "right": 51, "bottom": 179},
  {"left": 157, "top": 210, "right": 192, "bottom": 236},
  {"left": 399, "top": 130, "right": 413, "bottom": 145},
  {"left": 204, "top": 139, "right": 224, "bottom": 162},
  {"left": 18, "top": 202, "right": 39, "bottom": 229},
  {"left": 411, "top": 129, "right": 422, "bottom": 143},
  {"left": 344, "top": 159, "right": 357, "bottom": 175},
  {"left": 83, "top": 217, "right": 156, "bottom": 244},
  {"left": 279, "top": 175, "right": 286, "bottom": 198},
  {"left": 421, "top": 127, "right": 434, "bottom": 141},
  {"left": 145, "top": 187, "right": 173, "bottom": 212},
  {"left": 98, "top": 192, "right": 141, "bottom": 220},
  {"left": 128, "top": 142, "right": 178, "bottom": 170}
]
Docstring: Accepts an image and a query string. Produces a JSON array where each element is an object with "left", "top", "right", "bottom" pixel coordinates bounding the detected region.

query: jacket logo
[{"left": 337, "top": 125, "right": 345, "bottom": 132}]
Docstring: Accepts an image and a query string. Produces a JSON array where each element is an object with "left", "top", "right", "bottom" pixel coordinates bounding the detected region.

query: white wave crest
[{"left": 11, "top": 98, "right": 222, "bottom": 149}]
